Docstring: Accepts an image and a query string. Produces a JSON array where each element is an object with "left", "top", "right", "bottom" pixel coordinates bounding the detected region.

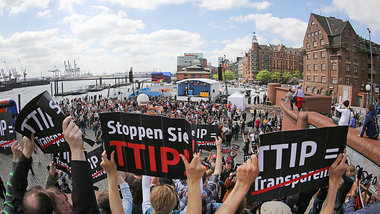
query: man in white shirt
[{"left": 336, "top": 100, "right": 351, "bottom": 126}]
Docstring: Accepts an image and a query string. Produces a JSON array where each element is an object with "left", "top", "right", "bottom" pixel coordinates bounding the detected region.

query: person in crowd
[
  {"left": 291, "top": 86, "right": 305, "bottom": 111},
  {"left": 8, "top": 117, "right": 100, "bottom": 214},
  {"left": 46, "top": 188, "right": 72, "bottom": 214},
  {"left": 282, "top": 88, "right": 293, "bottom": 103},
  {"left": 345, "top": 176, "right": 380, "bottom": 213},
  {"left": 349, "top": 112, "right": 356, "bottom": 128},
  {"left": 336, "top": 100, "right": 351, "bottom": 126},
  {"left": 359, "top": 104, "right": 379, "bottom": 140}
]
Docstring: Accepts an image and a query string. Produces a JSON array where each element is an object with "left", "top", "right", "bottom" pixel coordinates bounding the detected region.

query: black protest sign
[
  {"left": 100, "top": 112, "right": 193, "bottom": 180},
  {"left": 248, "top": 126, "right": 348, "bottom": 202},
  {"left": 15, "top": 91, "right": 69, "bottom": 153},
  {"left": 192, "top": 124, "right": 221, "bottom": 151},
  {"left": 53, "top": 146, "right": 106, "bottom": 183},
  {"left": 0, "top": 111, "right": 16, "bottom": 154},
  {"left": 202, "top": 161, "right": 212, "bottom": 169}
]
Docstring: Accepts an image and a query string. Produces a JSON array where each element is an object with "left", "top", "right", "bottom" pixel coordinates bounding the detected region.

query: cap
[{"left": 212, "top": 155, "right": 217, "bottom": 160}]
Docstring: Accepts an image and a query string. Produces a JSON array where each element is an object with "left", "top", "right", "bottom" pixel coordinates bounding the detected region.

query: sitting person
[
  {"left": 291, "top": 86, "right": 305, "bottom": 111},
  {"left": 359, "top": 104, "right": 379, "bottom": 140}
]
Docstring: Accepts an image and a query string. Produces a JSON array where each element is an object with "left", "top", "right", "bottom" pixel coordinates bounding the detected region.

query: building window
[
  {"left": 311, "top": 32, "right": 314, "bottom": 36},
  {"left": 184, "top": 74, "right": 188, "bottom": 78},
  {"left": 311, "top": 21, "right": 315, "bottom": 25},
  {"left": 314, "top": 52, "right": 318, "bottom": 59},
  {"left": 308, "top": 34, "right": 311, "bottom": 38},
  {"left": 307, "top": 64, "right": 311, "bottom": 71},
  {"left": 346, "top": 77, "right": 350, "bottom": 85},
  {"left": 307, "top": 43, "right": 310, "bottom": 49},
  {"left": 354, "top": 53, "right": 358, "bottom": 60},
  {"left": 321, "top": 63, "right": 326, "bottom": 71},
  {"left": 307, "top": 54, "right": 311, "bottom": 60},
  {"left": 354, "top": 66, "right": 358, "bottom": 73},
  {"left": 314, "top": 76, "right": 318, "bottom": 82},
  {"left": 346, "top": 51, "right": 350, "bottom": 59},
  {"left": 314, "top": 64, "right": 318, "bottom": 71},
  {"left": 318, "top": 30, "right": 321, "bottom": 34},
  {"left": 191, "top": 74, "right": 195, "bottom": 78},
  {"left": 353, "top": 39, "right": 357, "bottom": 47},
  {"left": 346, "top": 64, "right": 350, "bottom": 72},
  {"left": 332, "top": 63, "right": 337, "bottom": 70},
  {"left": 321, "top": 76, "right": 327, "bottom": 82},
  {"left": 313, "top": 41, "right": 317, "bottom": 47},
  {"left": 320, "top": 39, "right": 325, "bottom": 45},
  {"left": 332, "top": 76, "right": 337, "bottom": 83},
  {"left": 321, "top": 51, "right": 326, "bottom": 58},
  {"left": 307, "top": 76, "right": 312, "bottom": 81},
  {"left": 199, "top": 74, "right": 202, "bottom": 78},
  {"left": 353, "top": 79, "right": 358, "bottom": 86}
]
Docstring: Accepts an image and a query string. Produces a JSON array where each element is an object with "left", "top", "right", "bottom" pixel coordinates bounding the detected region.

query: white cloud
[
  {"left": 102, "top": 0, "right": 272, "bottom": 11},
  {"left": 57, "top": 0, "right": 86, "bottom": 13},
  {"left": 212, "top": 34, "right": 268, "bottom": 61},
  {"left": 322, "top": 0, "right": 380, "bottom": 32},
  {"left": 36, "top": 9, "right": 51, "bottom": 18},
  {"left": 64, "top": 10, "right": 145, "bottom": 40},
  {"left": 6, "top": 0, "right": 51, "bottom": 15},
  {"left": 229, "top": 13, "right": 307, "bottom": 43}
]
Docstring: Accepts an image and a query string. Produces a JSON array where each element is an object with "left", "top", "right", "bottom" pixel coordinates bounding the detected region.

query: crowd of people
[{"left": 1, "top": 92, "right": 379, "bottom": 214}]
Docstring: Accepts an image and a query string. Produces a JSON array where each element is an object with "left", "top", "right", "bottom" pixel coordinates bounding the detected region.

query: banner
[
  {"left": 192, "top": 124, "right": 221, "bottom": 151},
  {"left": 248, "top": 126, "right": 348, "bottom": 202},
  {"left": 0, "top": 111, "right": 16, "bottom": 154},
  {"left": 100, "top": 112, "right": 194, "bottom": 180},
  {"left": 15, "top": 91, "right": 70, "bottom": 153},
  {"left": 53, "top": 146, "right": 107, "bottom": 183}
]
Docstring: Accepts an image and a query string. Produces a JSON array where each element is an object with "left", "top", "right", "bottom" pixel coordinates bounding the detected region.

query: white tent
[{"left": 227, "top": 92, "right": 247, "bottom": 110}]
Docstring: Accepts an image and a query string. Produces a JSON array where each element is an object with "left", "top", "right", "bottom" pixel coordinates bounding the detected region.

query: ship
[{"left": 0, "top": 60, "right": 51, "bottom": 91}]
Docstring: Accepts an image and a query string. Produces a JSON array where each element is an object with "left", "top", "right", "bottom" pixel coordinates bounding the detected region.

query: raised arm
[
  {"left": 214, "top": 137, "right": 223, "bottom": 175},
  {"left": 320, "top": 153, "right": 347, "bottom": 214},
  {"left": 62, "top": 116, "right": 99, "bottom": 214},
  {"left": 100, "top": 151, "right": 125, "bottom": 214},
  {"left": 180, "top": 153, "right": 206, "bottom": 214},
  {"left": 216, "top": 154, "right": 259, "bottom": 214}
]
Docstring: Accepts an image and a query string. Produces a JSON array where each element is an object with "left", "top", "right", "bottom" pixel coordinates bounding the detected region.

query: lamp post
[
  {"left": 368, "top": 28, "right": 374, "bottom": 104},
  {"left": 366, "top": 84, "right": 371, "bottom": 108}
]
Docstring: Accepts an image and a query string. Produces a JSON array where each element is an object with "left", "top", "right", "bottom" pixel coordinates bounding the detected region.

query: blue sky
[{"left": 0, "top": 0, "right": 379, "bottom": 77}]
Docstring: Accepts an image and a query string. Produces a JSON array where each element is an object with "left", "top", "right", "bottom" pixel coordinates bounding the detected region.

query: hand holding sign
[
  {"left": 23, "top": 134, "right": 36, "bottom": 159},
  {"left": 101, "top": 151, "right": 117, "bottom": 176},
  {"left": 328, "top": 153, "right": 347, "bottom": 185},
  {"left": 62, "top": 116, "right": 84, "bottom": 161},
  {"left": 11, "top": 140, "right": 22, "bottom": 163}
]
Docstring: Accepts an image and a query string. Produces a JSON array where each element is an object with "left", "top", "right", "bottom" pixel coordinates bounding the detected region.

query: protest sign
[
  {"left": 192, "top": 124, "right": 221, "bottom": 151},
  {"left": 201, "top": 161, "right": 212, "bottom": 169},
  {"left": 248, "top": 126, "right": 348, "bottom": 202},
  {"left": 53, "top": 146, "right": 106, "bottom": 183},
  {"left": 15, "top": 91, "right": 70, "bottom": 153},
  {"left": 0, "top": 111, "right": 16, "bottom": 154},
  {"left": 100, "top": 112, "right": 193, "bottom": 180}
]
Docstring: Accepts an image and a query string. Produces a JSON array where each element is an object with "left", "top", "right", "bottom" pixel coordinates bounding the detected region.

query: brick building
[
  {"left": 303, "top": 13, "right": 380, "bottom": 107},
  {"left": 176, "top": 65, "right": 211, "bottom": 81},
  {"left": 243, "top": 34, "right": 304, "bottom": 83}
]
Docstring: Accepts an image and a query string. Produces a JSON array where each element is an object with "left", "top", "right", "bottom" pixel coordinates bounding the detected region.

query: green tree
[
  {"left": 225, "top": 70, "right": 235, "bottom": 80},
  {"left": 271, "top": 71, "right": 281, "bottom": 82},
  {"left": 292, "top": 70, "right": 303, "bottom": 79},
  {"left": 282, "top": 71, "right": 292, "bottom": 83},
  {"left": 256, "top": 70, "right": 272, "bottom": 83},
  {"left": 212, "top": 70, "right": 234, "bottom": 80}
]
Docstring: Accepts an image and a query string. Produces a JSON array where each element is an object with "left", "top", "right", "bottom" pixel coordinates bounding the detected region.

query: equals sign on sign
[
  {"left": 210, "top": 133, "right": 216, "bottom": 137},
  {"left": 325, "top": 148, "right": 339, "bottom": 159},
  {"left": 9, "top": 126, "right": 14, "bottom": 134}
]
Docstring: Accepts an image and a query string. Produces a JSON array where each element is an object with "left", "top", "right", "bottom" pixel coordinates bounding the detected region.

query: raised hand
[
  {"left": 62, "top": 116, "right": 84, "bottom": 160},
  {"left": 328, "top": 153, "right": 347, "bottom": 185},
  {"left": 23, "top": 133, "right": 36, "bottom": 159},
  {"left": 180, "top": 153, "right": 206, "bottom": 182},
  {"left": 11, "top": 140, "right": 23, "bottom": 162},
  {"left": 101, "top": 151, "right": 117, "bottom": 176},
  {"left": 235, "top": 154, "right": 259, "bottom": 191}
]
